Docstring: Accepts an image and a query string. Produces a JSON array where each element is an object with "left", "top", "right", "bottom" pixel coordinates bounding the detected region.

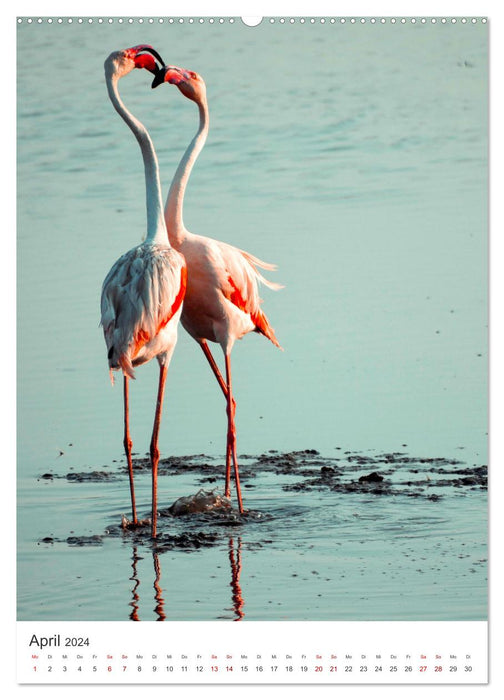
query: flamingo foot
[{"left": 121, "top": 514, "right": 151, "bottom": 530}]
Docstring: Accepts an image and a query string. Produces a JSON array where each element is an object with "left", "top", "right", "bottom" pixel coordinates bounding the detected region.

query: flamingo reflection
[
  {"left": 228, "top": 537, "right": 245, "bottom": 621},
  {"left": 153, "top": 552, "right": 166, "bottom": 621},
  {"left": 128, "top": 547, "right": 166, "bottom": 621},
  {"left": 128, "top": 547, "right": 141, "bottom": 621},
  {"left": 126, "top": 537, "right": 244, "bottom": 620}
]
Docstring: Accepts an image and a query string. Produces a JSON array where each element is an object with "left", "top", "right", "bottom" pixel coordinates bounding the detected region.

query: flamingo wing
[
  {"left": 101, "top": 243, "right": 186, "bottom": 378},
  {"left": 216, "top": 241, "right": 282, "bottom": 348}
]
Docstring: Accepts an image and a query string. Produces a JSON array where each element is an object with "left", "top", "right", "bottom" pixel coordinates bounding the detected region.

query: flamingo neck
[
  {"left": 106, "top": 72, "right": 168, "bottom": 245},
  {"left": 165, "top": 97, "right": 209, "bottom": 246}
]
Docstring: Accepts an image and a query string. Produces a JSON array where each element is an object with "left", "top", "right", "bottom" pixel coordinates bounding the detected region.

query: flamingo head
[
  {"left": 104, "top": 45, "right": 165, "bottom": 79},
  {"left": 151, "top": 65, "right": 206, "bottom": 103}
]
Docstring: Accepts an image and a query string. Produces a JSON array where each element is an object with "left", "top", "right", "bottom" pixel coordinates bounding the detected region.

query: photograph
[{"left": 17, "top": 14, "right": 487, "bottom": 638}]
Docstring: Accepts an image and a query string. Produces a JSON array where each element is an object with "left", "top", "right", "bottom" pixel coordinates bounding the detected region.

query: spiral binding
[{"left": 16, "top": 17, "right": 488, "bottom": 25}]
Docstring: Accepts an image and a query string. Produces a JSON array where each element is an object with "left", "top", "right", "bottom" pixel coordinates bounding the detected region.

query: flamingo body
[
  {"left": 101, "top": 243, "right": 186, "bottom": 379},
  {"left": 100, "top": 46, "right": 186, "bottom": 537},
  {"left": 151, "top": 63, "right": 282, "bottom": 511},
  {"left": 177, "top": 232, "right": 281, "bottom": 354}
]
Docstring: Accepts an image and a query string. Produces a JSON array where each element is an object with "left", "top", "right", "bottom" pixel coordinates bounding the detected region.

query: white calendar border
[{"left": 7, "top": 0, "right": 501, "bottom": 696}]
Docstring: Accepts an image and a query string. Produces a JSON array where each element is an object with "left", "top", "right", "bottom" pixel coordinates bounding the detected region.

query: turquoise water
[{"left": 17, "top": 19, "right": 487, "bottom": 621}]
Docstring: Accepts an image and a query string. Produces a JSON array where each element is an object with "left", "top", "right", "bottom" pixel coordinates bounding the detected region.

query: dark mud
[
  {"left": 38, "top": 470, "right": 120, "bottom": 483},
  {"left": 38, "top": 535, "right": 104, "bottom": 547},
  {"left": 37, "top": 448, "right": 487, "bottom": 550}
]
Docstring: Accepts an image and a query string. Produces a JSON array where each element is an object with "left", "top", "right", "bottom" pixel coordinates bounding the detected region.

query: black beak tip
[{"left": 151, "top": 68, "right": 165, "bottom": 89}]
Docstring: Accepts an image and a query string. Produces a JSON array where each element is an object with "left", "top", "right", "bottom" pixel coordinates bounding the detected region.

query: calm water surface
[{"left": 17, "top": 20, "right": 487, "bottom": 621}]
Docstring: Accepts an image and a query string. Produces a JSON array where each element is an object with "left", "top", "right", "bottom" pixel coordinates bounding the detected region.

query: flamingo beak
[
  {"left": 151, "top": 67, "right": 167, "bottom": 88},
  {"left": 128, "top": 45, "right": 166, "bottom": 75},
  {"left": 151, "top": 66, "right": 184, "bottom": 89}
]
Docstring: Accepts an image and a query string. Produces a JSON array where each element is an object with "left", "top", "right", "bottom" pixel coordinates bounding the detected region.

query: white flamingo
[
  {"left": 151, "top": 64, "right": 282, "bottom": 513},
  {"left": 101, "top": 46, "right": 187, "bottom": 538}
]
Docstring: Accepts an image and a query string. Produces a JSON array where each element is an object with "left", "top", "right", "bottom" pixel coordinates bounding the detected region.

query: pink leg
[
  {"left": 199, "top": 340, "right": 228, "bottom": 398},
  {"left": 225, "top": 354, "right": 244, "bottom": 513},
  {"left": 199, "top": 340, "right": 234, "bottom": 497},
  {"left": 123, "top": 376, "right": 137, "bottom": 524},
  {"left": 225, "top": 440, "right": 232, "bottom": 499},
  {"left": 150, "top": 364, "right": 168, "bottom": 538}
]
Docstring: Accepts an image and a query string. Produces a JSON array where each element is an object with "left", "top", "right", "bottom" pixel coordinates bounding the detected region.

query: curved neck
[
  {"left": 165, "top": 97, "right": 209, "bottom": 246},
  {"left": 106, "top": 72, "right": 168, "bottom": 244}
]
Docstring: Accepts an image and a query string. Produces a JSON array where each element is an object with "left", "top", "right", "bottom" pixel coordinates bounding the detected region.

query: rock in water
[{"left": 168, "top": 489, "right": 232, "bottom": 516}]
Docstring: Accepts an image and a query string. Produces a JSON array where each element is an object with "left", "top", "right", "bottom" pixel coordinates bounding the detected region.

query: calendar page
[{"left": 15, "top": 6, "right": 489, "bottom": 688}]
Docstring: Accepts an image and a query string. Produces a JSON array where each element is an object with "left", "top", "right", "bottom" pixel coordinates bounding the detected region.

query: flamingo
[
  {"left": 151, "top": 64, "right": 282, "bottom": 513},
  {"left": 100, "top": 46, "right": 187, "bottom": 538}
]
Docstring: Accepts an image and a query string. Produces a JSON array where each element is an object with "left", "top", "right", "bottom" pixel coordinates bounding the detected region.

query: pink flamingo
[
  {"left": 101, "top": 46, "right": 187, "bottom": 538},
  {"left": 151, "top": 65, "right": 282, "bottom": 513}
]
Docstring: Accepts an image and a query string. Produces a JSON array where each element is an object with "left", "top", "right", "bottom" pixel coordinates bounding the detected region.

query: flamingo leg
[
  {"left": 199, "top": 340, "right": 235, "bottom": 498},
  {"left": 225, "top": 440, "right": 232, "bottom": 499},
  {"left": 225, "top": 354, "right": 244, "bottom": 513},
  {"left": 150, "top": 364, "right": 168, "bottom": 538},
  {"left": 123, "top": 375, "right": 138, "bottom": 524},
  {"left": 199, "top": 340, "right": 228, "bottom": 398}
]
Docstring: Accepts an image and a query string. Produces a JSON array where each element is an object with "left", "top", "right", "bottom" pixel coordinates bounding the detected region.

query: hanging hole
[{"left": 241, "top": 16, "right": 263, "bottom": 27}]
